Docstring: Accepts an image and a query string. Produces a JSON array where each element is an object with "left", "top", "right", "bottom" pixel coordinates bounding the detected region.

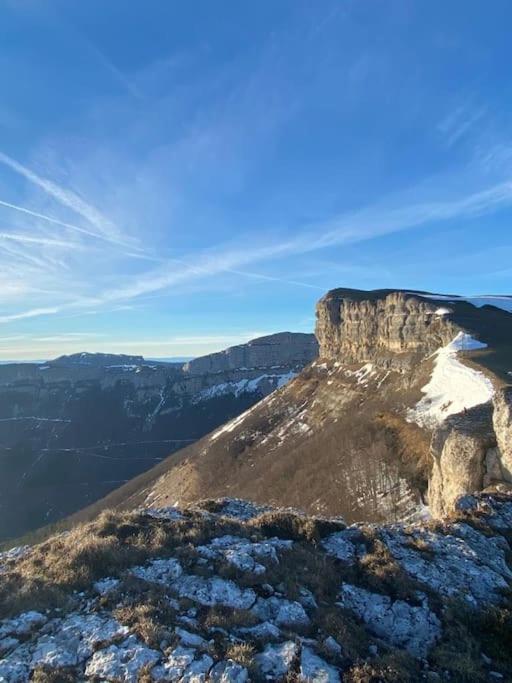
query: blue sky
[{"left": 1, "top": 1, "right": 512, "bottom": 360}]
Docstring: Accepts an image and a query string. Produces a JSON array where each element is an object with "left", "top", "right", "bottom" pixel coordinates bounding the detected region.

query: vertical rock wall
[{"left": 315, "top": 289, "right": 460, "bottom": 363}]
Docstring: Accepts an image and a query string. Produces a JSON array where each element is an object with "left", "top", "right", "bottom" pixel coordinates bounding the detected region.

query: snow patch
[
  {"left": 408, "top": 332, "right": 494, "bottom": 428},
  {"left": 196, "top": 371, "right": 297, "bottom": 402},
  {"left": 414, "top": 292, "right": 512, "bottom": 314}
]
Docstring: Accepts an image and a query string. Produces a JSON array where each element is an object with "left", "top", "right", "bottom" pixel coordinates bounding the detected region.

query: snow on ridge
[
  {"left": 408, "top": 332, "right": 494, "bottom": 428},
  {"left": 194, "top": 371, "right": 297, "bottom": 403},
  {"left": 412, "top": 292, "right": 512, "bottom": 314}
]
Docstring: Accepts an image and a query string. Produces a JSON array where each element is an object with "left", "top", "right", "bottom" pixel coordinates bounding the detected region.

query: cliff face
[
  {"left": 316, "top": 289, "right": 460, "bottom": 364},
  {"left": 184, "top": 332, "right": 318, "bottom": 375}
]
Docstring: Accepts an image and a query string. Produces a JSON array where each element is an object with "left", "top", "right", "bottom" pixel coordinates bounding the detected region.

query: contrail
[
  {"left": 0, "top": 151, "right": 122, "bottom": 240},
  {"left": 0, "top": 198, "right": 125, "bottom": 244},
  {"left": 0, "top": 231, "right": 82, "bottom": 248}
]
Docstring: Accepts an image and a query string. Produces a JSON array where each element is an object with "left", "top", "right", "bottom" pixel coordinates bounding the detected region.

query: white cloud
[
  {"left": 0, "top": 306, "right": 59, "bottom": 323},
  {"left": 85, "top": 177, "right": 512, "bottom": 306},
  {"left": 0, "top": 172, "right": 511, "bottom": 328}
]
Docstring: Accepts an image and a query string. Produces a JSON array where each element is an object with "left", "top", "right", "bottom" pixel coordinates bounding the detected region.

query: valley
[{"left": 0, "top": 333, "right": 317, "bottom": 542}]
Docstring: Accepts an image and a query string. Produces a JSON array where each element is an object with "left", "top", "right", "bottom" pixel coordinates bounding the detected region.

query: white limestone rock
[
  {"left": 84, "top": 636, "right": 160, "bottom": 682},
  {"left": 196, "top": 535, "right": 292, "bottom": 576},
  {"left": 0, "top": 637, "right": 18, "bottom": 657},
  {"left": 172, "top": 575, "right": 256, "bottom": 609},
  {"left": 339, "top": 583, "right": 441, "bottom": 657},
  {"left": 251, "top": 596, "right": 310, "bottom": 629},
  {"left": 381, "top": 524, "right": 511, "bottom": 605},
  {"left": 322, "top": 636, "right": 342, "bottom": 656},
  {"left": 322, "top": 532, "right": 356, "bottom": 562},
  {"left": 238, "top": 621, "right": 281, "bottom": 641},
  {"left": 94, "top": 577, "right": 121, "bottom": 595},
  {"left": 174, "top": 628, "right": 207, "bottom": 649},
  {"left": 131, "top": 558, "right": 183, "bottom": 585},
  {"left": 0, "top": 611, "right": 46, "bottom": 639},
  {"left": 152, "top": 646, "right": 213, "bottom": 682},
  {"left": 0, "top": 658, "right": 29, "bottom": 683},
  {"left": 209, "top": 499, "right": 272, "bottom": 521},
  {"left": 209, "top": 659, "right": 249, "bottom": 682},
  {"left": 299, "top": 646, "right": 340, "bottom": 682},
  {"left": 31, "top": 635, "right": 79, "bottom": 669},
  {"left": 144, "top": 507, "right": 184, "bottom": 521},
  {"left": 254, "top": 641, "right": 298, "bottom": 679},
  {"left": 0, "top": 546, "right": 30, "bottom": 573}
]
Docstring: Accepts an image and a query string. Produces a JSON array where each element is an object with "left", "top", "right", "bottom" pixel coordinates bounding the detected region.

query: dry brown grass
[
  {"left": 403, "top": 535, "right": 435, "bottom": 558},
  {"left": 225, "top": 642, "right": 256, "bottom": 669},
  {"left": 113, "top": 602, "right": 171, "bottom": 649},
  {"left": 0, "top": 508, "right": 250, "bottom": 619},
  {"left": 31, "top": 669, "right": 77, "bottom": 683},
  {"left": 263, "top": 544, "right": 342, "bottom": 603},
  {"left": 203, "top": 606, "right": 259, "bottom": 630},
  {"left": 249, "top": 510, "right": 345, "bottom": 544},
  {"left": 430, "top": 596, "right": 512, "bottom": 682},
  {"left": 357, "top": 537, "right": 423, "bottom": 602},
  {"left": 344, "top": 653, "right": 419, "bottom": 683},
  {"left": 314, "top": 606, "right": 369, "bottom": 662}
]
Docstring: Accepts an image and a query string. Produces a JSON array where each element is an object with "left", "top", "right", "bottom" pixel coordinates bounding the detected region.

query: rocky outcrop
[
  {"left": 316, "top": 289, "right": 460, "bottom": 364},
  {"left": 492, "top": 386, "right": 512, "bottom": 483},
  {"left": 183, "top": 332, "right": 318, "bottom": 375},
  {"left": 429, "top": 390, "right": 512, "bottom": 517},
  {"left": 0, "top": 493, "right": 511, "bottom": 681},
  {"left": 429, "top": 404, "right": 496, "bottom": 517}
]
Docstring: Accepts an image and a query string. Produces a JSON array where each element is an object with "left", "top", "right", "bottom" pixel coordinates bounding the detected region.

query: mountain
[
  {"left": 0, "top": 491, "right": 511, "bottom": 681},
  {"left": 0, "top": 332, "right": 317, "bottom": 542},
  {"left": 83, "top": 288, "right": 512, "bottom": 527}
]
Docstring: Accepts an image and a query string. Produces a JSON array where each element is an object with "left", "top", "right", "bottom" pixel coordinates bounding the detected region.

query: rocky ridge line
[{"left": 0, "top": 493, "right": 511, "bottom": 681}]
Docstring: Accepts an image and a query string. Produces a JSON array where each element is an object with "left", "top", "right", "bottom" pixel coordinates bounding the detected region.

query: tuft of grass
[
  {"left": 204, "top": 606, "right": 259, "bottom": 630},
  {"left": 357, "top": 537, "right": 424, "bottom": 603},
  {"left": 31, "top": 669, "right": 77, "bottom": 683},
  {"left": 264, "top": 544, "right": 342, "bottom": 603},
  {"left": 249, "top": 510, "right": 345, "bottom": 544},
  {"left": 430, "top": 596, "right": 512, "bottom": 681},
  {"left": 113, "top": 602, "right": 171, "bottom": 649},
  {"left": 0, "top": 508, "right": 254, "bottom": 619},
  {"left": 225, "top": 642, "right": 256, "bottom": 669},
  {"left": 314, "top": 606, "right": 369, "bottom": 662},
  {"left": 345, "top": 653, "right": 420, "bottom": 682}
]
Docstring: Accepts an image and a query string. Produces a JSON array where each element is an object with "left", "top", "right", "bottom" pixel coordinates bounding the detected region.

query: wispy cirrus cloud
[
  {"left": 0, "top": 197, "right": 122, "bottom": 243},
  {"left": 0, "top": 232, "right": 82, "bottom": 248},
  {"left": 0, "top": 306, "right": 59, "bottom": 323},
  {"left": 0, "top": 151, "right": 126, "bottom": 243},
  {"left": 1, "top": 172, "right": 512, "bottom": 327},
  {"left": 84, "top": 176, "right": 512, "bottom": 306}
]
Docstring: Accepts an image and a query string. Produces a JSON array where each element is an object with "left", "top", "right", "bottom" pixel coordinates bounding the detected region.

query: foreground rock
[{"left": 0, "top": 494, "right": 511, "bottom": 681}]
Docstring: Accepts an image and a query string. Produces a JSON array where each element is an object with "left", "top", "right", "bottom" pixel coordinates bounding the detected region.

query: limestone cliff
[
  {"left": 316, "top": 289, "right": 460, "bottom": 364},
  {"left": 183, "top": 332, "right": 318, "bottom": 375}
]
